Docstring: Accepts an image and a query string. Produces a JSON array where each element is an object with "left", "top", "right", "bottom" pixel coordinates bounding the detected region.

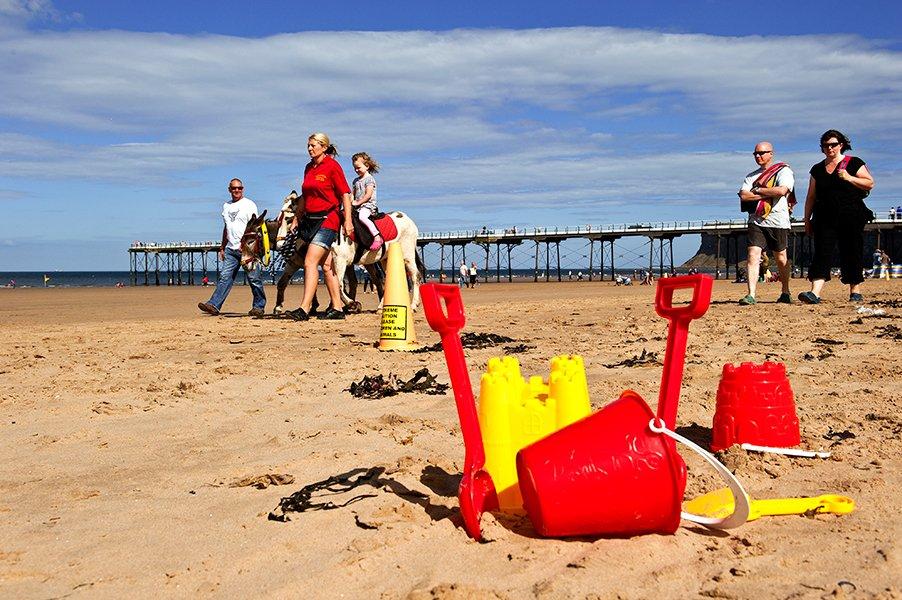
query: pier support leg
[
  {"left": 669, "top": 238, "right": 674, "bottom": 275},
  {"left": 507, "top": 244, "right": 513, "bottom": 282},
  {"left": 545, "top": 242, "right": 550, "bottom": 282},
  {"left": 534, "top": 242, "right": 540, "bottom": 282},
  {"left": 451, "top": 246, "right": 456, "bottom": 283},
  {"left": 715, "top": 235, "right": 721, "bottom": 280}
]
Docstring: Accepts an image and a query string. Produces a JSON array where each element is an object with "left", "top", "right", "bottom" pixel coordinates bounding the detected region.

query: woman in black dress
[{"left": 799, "top": 130, "right": 875, "bottom": 304}]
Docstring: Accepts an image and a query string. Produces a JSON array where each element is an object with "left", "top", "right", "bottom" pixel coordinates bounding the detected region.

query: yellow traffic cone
[{"left": 378, "top": 241, "right": 418, "bottom": 351}]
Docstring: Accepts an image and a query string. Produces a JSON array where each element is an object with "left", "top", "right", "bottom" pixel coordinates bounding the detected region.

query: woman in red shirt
[{"left": 289, "top": 132, "right": 353, "bottom": 321}]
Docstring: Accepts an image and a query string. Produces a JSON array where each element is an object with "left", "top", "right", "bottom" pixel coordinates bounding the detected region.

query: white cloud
[{"left": 0, "top": 22, "right": 899, "bottom": 247}]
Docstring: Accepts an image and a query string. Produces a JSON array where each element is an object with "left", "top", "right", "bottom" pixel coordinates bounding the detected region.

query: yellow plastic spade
[{"left": 683, "top": 488, "right": 855, "bottom": 522}]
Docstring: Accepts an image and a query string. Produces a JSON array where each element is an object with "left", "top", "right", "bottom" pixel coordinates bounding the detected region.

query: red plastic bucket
[
  {"left": 711, "top": 362, "right": 800, "bottom": 452},
  {"left": 516, "top": 391, "right": 687, "bottom": 537}
]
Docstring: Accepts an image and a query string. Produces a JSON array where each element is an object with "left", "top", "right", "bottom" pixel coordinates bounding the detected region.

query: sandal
[
  {"left": 287, "top": 307, "right": 309, "bottom": 321},
  {"left": 318, "top": 308, "right": 346, "bottom": 320},
  {"left": 797, "top": 291, "right": 820, "bottom": 305}
]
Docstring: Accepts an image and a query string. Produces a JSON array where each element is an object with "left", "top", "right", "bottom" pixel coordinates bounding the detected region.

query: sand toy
[
  {"left": 711, "top": 362, "right": 800, "bottom": 451},
  {"left": 740, "top": 443, "right": 830, "bottom": 459},
  {"left": 421, "top": 283, "right": 498, "bottom": 541},
  {"left": 478, "top": 355, "right": 592, "bottom": 512},
  {"left": 684, "top": 487, "right": 855, "bottom": 521},
  {"left": 516, "top": 275, "right": 751, "bottom": 537},
  {"left": 424, "top": 276, "right": 750, "bottom": 540}
]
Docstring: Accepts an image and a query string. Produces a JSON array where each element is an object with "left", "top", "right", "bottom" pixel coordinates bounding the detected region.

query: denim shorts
[{"left": 310, "top": 226, "right": 337, "bottom": 249}]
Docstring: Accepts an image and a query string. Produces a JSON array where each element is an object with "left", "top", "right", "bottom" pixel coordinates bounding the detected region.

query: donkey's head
[
  {"left": 239, "top": 209, "right": 267, "bottom": 267},
  {"left": 276, "top": 189, "right": 303, "bottom": 249}
]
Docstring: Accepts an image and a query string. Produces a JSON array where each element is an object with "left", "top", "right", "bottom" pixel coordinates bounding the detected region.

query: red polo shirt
[{"left": 302, "top": 155, "right": 350, "bottom": 232}]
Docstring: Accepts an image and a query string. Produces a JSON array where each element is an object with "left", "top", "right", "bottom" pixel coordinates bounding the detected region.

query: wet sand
[{"left": 0, "top": 279, "right": 899, "bottom": 598}]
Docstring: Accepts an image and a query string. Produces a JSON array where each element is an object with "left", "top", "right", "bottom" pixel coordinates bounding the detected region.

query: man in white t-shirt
[
  {"left": 737, "top": 142, "right": 794, "bottom": 306},
  {"left": 459, "top": 261, "right": 468, "bottom": 288},
  {"left": 198, "top": 178, "right": 266, "bottom": 316}
]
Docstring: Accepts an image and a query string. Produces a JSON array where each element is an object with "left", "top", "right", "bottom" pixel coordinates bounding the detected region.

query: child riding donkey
[{"left": 352, "top": 152, "right": 383, "bottom": 251}]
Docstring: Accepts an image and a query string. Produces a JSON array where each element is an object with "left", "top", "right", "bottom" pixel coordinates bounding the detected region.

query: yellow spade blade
[{"left": 683, "top": 488, "right": 855, "bottom": 522}]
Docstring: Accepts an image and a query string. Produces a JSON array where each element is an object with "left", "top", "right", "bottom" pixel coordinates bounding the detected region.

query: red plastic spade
[
  {"left": 653, "top": 275, "right": 713, "bottom": 429},
  {"left": 421, "top": 283, "right": 499, "bottom": 541}
]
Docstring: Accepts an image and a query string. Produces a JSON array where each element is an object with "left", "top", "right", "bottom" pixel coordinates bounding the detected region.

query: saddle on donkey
[{"left": 349, "top": 208, "right": 398, "bottom": 264}]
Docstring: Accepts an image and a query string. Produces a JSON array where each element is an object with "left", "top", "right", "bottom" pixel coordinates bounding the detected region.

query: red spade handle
[
  {"left": 653, "top": 275, "right": 713, "bottom": 429},
  {"left": 420, "top": 283, "right": 487, "bottom": 470}
]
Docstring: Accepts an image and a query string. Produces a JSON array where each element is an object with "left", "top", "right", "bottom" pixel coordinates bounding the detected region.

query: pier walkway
[{"left": 128, "top": 218, "right": 902, "bottom": 286}]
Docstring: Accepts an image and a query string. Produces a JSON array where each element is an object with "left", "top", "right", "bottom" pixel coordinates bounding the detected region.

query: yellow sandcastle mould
[{"left": 478, "top": 354, "right": 592, "bottom": 512}]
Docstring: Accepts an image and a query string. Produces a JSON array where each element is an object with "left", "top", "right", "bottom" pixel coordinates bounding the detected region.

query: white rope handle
[{"left": 648, "top": 418, "right": 751, "bottom": 530}]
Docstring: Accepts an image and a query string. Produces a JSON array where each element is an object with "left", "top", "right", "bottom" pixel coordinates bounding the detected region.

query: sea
[{"left": 1, "top": 267, "right": 709, "bottom": 289}]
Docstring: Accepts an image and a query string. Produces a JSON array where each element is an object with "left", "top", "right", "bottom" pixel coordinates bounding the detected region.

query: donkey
[
  {"left": 276, "top": 191, "right": 424, "bottom": 312},
  {"left": 239, "top": 207, "right": 383, "bottom": 314}
]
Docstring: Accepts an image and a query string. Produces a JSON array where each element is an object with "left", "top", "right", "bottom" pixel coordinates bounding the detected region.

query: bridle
[{"left": 241, "top": 221, "right": 271, "bottom": 267}]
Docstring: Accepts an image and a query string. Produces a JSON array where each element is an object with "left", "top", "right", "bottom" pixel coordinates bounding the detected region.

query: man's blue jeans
[{"left": 208, "top": 247, "right": 265, "bottom": 310}]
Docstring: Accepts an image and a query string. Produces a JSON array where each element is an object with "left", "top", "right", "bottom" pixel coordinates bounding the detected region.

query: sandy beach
[{"left": 0, "top": 279, "right": 899, "bottom": 599}]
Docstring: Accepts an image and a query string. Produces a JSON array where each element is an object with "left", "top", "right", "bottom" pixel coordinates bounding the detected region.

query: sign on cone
[{"left": 379, "top": 241, "right": 418, "bottom": 351}]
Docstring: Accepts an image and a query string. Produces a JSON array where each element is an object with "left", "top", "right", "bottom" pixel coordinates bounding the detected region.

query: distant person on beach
[
  {"left": 43, "top": 274, "right": 50, "bottom": 287},
  {"left": 201, "top": 275, "right": 209, "bottom": 287},
  {"left": 351, "top": 152, "right": 382, "bottom": 251},
  {"left": 359, "top": 265, "right": 374, "bottom": 294},
  {"left": 286, "top": 133, "right": 352, "bottom": 321},
  {"left": 469, "top": 262, "right": 478, "bottom": 288},
  {"left": 879, "top": 249, "right": 891, "bottom": 280},
  {"left": 737, "top": 141, "right": 794, "bottom": 306},
  {"left": 799, "top": 130, "right": 875, "bottom": 304},
  {"left": 197, "top": 178, "right": 266, "bottom": 317},
  {"left": 459, "top": 261, "right": 468, "bottom": 288}
]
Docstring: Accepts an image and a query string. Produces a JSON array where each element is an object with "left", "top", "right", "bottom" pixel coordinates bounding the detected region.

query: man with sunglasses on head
[
  {"left": 737, "top": 142, "right": 794, "bottom": 306},
  {"left": 197, "top": 178, "right": 266, "bottom": 317}
]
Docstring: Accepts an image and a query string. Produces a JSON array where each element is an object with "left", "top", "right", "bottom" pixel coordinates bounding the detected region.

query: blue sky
[{"left": 1, "top": 0, "right": 901, "bottom": 270}]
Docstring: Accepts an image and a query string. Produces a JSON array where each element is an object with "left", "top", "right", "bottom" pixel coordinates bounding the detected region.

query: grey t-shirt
[{"left": 353, "top": 174, "right": 377, "bottom": 209}]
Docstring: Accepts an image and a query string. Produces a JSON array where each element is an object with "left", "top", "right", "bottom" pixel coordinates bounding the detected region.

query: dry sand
[{"left": 0, "top": 279, "right": 899, "bottom": 599}]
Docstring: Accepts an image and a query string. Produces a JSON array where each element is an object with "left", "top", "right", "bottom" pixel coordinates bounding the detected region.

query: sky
[{"left": 1, "top": 0, "right": 901, "bottom": 271}]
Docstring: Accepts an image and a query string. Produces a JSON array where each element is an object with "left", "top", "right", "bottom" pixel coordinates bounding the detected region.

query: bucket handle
[{"left": 649, "top": 418, "right": 751, "bottom": 530}]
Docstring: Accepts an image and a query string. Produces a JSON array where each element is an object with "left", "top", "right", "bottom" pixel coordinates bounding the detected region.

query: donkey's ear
[{"left": 259, "top": 209, "right": 267, "bottom": 220}]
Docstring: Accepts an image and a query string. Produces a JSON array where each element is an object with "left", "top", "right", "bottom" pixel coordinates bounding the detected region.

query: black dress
[{"left": 808, "top": 156, "right": 869, "bottom": 285}]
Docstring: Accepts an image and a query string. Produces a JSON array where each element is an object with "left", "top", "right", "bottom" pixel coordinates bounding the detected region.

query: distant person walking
[
  {"left": 737, "top": 141, "right": 794, "bottom": 305},
  {"left": 43, "top": 274, "right": 50, "bottom": 287},
  {"left": 469, "top": 262, "right": 478, "bottom": 288},
  {"left": 799, "top": 130, "right": 875, "bottom": 304},
  {"left": 459, "top": 261, "right": 468, "bottom": 288},
  {"left": 197, "top": 178, "right": 266, "bottom": 317}
]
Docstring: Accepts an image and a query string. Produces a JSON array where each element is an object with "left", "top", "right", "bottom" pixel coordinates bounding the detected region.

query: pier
[{"left": 129, "top": 217, "right": 902, "bottom": 285}]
